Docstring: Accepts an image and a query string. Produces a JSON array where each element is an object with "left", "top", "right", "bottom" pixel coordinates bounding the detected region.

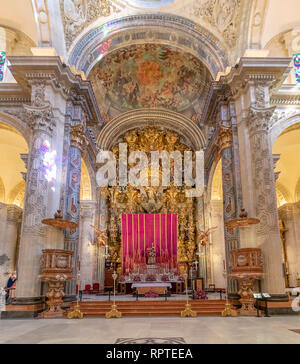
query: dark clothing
[{"left": 5, "top": 277, "right": 16, "bottom": 303}]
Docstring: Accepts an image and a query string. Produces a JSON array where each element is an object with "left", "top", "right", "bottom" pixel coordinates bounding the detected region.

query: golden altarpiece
[{"left": 98, "top": 126, "right": 203, "bottom": 276}]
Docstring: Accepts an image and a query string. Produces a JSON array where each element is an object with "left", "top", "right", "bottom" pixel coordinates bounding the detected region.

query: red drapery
[{"left": 121, "top": 214, "right": 178, "bottom": 273}]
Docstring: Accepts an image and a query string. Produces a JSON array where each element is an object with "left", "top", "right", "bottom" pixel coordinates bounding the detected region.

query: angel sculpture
[
  {"left": 91, "top": 225, "right": 108, "bottom": 247},
  {"left": 198, "top": 227, "right": 217, "bottom": 247}
]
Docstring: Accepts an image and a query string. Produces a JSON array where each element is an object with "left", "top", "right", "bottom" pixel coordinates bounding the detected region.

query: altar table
[{"left": 132, "top": 283, "right": 172, "bottom": 295}]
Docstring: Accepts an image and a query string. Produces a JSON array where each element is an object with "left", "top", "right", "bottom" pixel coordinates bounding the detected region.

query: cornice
[{"left": 7, "top": 56, "right": 103, "bottom": 127}]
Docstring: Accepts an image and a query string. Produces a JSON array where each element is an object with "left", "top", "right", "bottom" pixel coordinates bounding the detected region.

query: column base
[{"left": 0, "top": 297, "right": 46, "bottom": 319}]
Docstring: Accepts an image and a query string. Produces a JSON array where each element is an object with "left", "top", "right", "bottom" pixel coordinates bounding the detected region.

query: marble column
[
  {"left": 196, "top": 197, "right": 207, "bottom": 282},
  {"left": 5, "top": 205, "right": 22, "bottom": 274},
  {"left": 97, "top": 187, "right": 109, "bottom": 290},
  {"left": 79, "top": 201, "right": 97, "bottom": 290},
  {"left": 279, "top": 202, "right": 300, "bottom": 287},
  {"left": 217, "top": 123, "right": 240, "bottom": 292},
  {"left": 64, "top": 120, "right": 88, "bottom": 296},
  {"left": 247, "top": 106, "right": 286, "bottom": 293},
  {"left": 208, "top": 200, "right": 226, "bottom": 289},
  {"left": 16, "top": 97, "right": 57, "bottom": 300}
]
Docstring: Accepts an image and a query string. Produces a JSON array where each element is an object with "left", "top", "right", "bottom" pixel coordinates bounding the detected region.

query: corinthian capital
[
  {"left": 24, "top": 104, "right": 55, "bottom": 135},
  {"left": 247, "top": 106, "right": 276, "bottom": 136},
  {"left": 217, "top": 125, "right": 232, "bottom": 153},
  {"left": 70, "top": 124, "right": 88, "bottom": 152}
]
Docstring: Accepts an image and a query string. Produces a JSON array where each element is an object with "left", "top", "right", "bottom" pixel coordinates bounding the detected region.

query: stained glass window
[
  {"left": 293, "top": 54, "right": 300, "bottom": 84},
  {"left": 0, "top": 51, "right": 6, "bottom": 82}
]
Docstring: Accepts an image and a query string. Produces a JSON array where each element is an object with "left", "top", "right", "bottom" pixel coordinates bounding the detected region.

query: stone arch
[
  {"left": 210, "top": 159, "right": 223, "bottom": 201},
  {"left": 97, "top": 109, "right": 205, "bottom": 151},
  {"left": 270, "top": 113, "right": 300, "bottom": 146},
  {"left": 80, "top": 157, "right": 93, "bottom": 201},
  {"left": 81, "top": 152, "right": 97, "bottom": 201},
  {"left": 0, "top": 111, "right": 30, "bottom": 146},
  {"left": 68, "top": 14, "right": 229, "bottom": 79},
  {"left": 207, "top": 155, "right": 223, "bottom": 201},
  {"left": 8, "top": 180, "right": 26, "bottom": 208},
  {"left": 0, "top": 176, "right": 5, "bottom": 203},
  {"left": 276, "top": 181, "right": 292, "bottom": 207},
  {"left": 295, "top": 177, "right": 300, "bottom": 202}
]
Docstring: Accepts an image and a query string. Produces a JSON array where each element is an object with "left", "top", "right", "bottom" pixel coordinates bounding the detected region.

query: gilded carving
[
  {"left": 217, "top": 125, "right": 232, "bottom": 153},
  {"left": 70, "top": 124, "right": 88, "bottom": 151},
  {"left": 104, "top": 126, "right": 198, "bottom": 263}
]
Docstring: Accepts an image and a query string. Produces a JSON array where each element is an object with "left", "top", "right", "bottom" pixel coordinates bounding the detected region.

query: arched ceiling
[
  {"left": 63, "top": 0, "right": 249, "bottom": 67},
  {"left": 0, "top": 121, "right": 28, "bottom": 207},
  {"left": 273, "top": 123, "right": 300, "bottom": 205},
  {"left": 89, "top": 43, "right": 212, "bottom": 122},
  {"left": 261, "top": 0, "right": 300, "bottom": 48},
  {"left": 0, "top": 0, "right": 38, "bottom": 44}
]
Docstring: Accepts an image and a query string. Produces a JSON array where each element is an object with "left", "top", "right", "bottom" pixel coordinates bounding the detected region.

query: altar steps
[{"left": 69, "top": 300, "right": 227, "bottom": 317}]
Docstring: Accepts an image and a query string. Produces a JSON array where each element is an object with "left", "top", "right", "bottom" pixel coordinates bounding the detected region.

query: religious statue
[
  {"left": 198, "top": 227, "right": 217, "bottom": 247},
  {"left": 147, "top": 245, "right": 156, "bottom": 265},
  {"left": 91, "top": 225, "right": 108, "bottom": 247}
]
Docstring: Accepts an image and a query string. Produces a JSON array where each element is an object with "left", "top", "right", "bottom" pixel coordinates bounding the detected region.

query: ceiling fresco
[{"left": 90, "top": 44, "right": 212, "bottom": 122}]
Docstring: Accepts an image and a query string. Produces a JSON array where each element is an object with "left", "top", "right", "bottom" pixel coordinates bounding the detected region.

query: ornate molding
[
  {"left": 8, "top": 56, "right": 102, "bottom": 127},
  {"left": 191, "top": 0, "right": 242, "bottom": 48},
  {"left": 68, "top": 13, "right": 229, "bottom": 78},
  {"left": 97, "top": 108, "right": 205, "bottom": 151},
  {"left": 271, "top": 94, "right": 300, "bottom": 106},
  {"left": 61, "top": 0, "right": 121, "bottom": 50},
  {"left": 70, "top": 124, "right": 88, "bottom": 151},
  {"left": 24, "top": 104, "right": 55, "bottom": 135},
  {"left": 217, "top": 125, "right": 232, "bottom": 153},
  {"left": 247, "top": 106, "right": 276, "bottom": 136}
]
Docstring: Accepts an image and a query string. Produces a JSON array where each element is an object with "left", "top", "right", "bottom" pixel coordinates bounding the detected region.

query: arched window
[
  {"left": 0, "top": 51, "right": 6, "bottom": 82},
  {"left": 293, "top": 54, "right": 300, "bottom": 84}
]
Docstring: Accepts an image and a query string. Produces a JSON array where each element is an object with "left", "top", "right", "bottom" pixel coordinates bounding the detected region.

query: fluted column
[
  {"left": 79, "top": 201, "right": 97, "bottom": 290},
  {"left": 247, "top": 106, "right": 285, "bottom": 293},
  {"left": 64, "top": 120, "right": 88, "bottom": 296}
]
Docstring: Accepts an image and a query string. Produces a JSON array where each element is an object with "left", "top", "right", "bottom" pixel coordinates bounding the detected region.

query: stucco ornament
[
  {"left": 64, "top": 0, "right": 87, "bottom": 33},
  {"left": 192, "top": 0, "right": 241, "bottom": 46}
]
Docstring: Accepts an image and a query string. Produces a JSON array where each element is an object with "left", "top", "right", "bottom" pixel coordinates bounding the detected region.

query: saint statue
[
  {"left": 147, "top": 244, "right": 156, "bottom": 265},
  {"left": 91, "top": 225, "right": 108, "bottom": 247}
]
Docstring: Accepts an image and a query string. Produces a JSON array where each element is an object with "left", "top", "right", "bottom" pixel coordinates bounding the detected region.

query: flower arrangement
[
  {"left": 144, "top": 290, "right": 159, "bottom": 298},
  {"left": 146, "top": 274, "right": 156, "bottom": 282},
  {"left": 178, "top": 276, "right": 185, "bottom": 282},
  {"left": 194, "top": 290, "right": 207, "bottom": 300},
  {"left": 118, "top": 276, "right": 126, "bottom": 283},
  {"left": 161, "top": 275, "right": 169, "bottom": 282},
  {"left": 133, "top": 275, "right": 141, "bottom": 282}
]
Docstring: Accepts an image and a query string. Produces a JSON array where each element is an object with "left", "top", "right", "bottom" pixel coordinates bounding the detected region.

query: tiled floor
[{"left": 0, "top": 316, "right": 300, "bottom": 344}]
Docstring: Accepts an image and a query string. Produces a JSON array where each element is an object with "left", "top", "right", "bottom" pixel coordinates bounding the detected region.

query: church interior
[{"left": 0, "top": 0, "right": 300, "bottom": 345}]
